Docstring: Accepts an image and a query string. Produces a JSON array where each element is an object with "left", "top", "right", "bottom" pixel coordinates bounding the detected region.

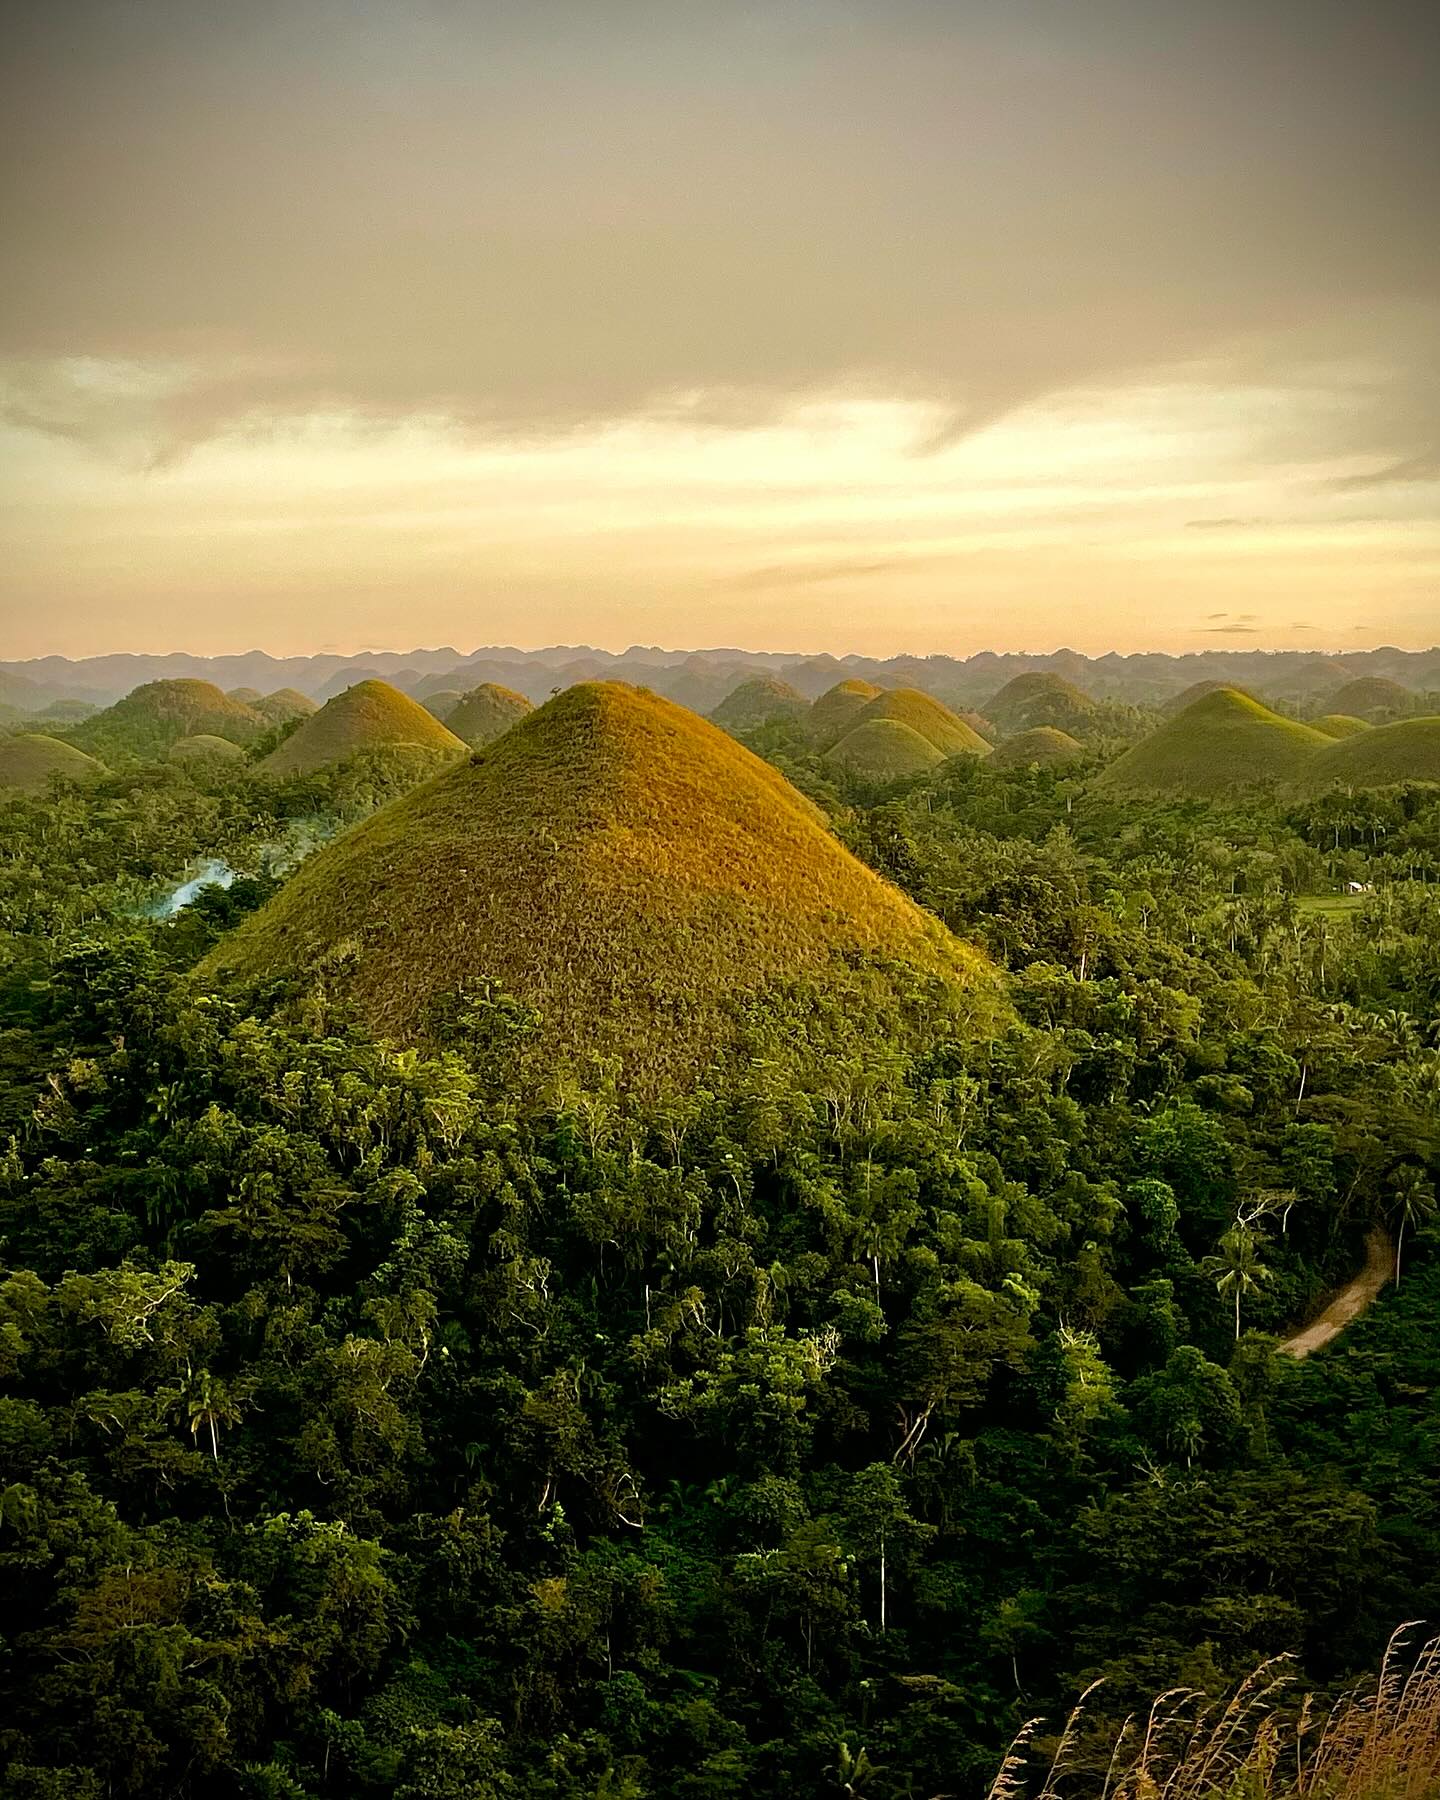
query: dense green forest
[{"left": 1, "top": 719, "right": 1437, "bottom": 1798}]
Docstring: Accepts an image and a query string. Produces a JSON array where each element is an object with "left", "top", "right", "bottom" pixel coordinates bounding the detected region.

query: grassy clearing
[
  {"left": 1295, "top": 894, "right": 1367, "bottom": 918},
  {"left": 207, "top": 681, "right": 1003, "bottom": 1087},
  {"left": 259, "top": 679, "right": 468, "bottom": 775}
]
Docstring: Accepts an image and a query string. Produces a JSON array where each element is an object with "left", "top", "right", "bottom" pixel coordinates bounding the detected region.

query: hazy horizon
[{"left": 4, "top": 0, "right": 1438, "bottom": 658}]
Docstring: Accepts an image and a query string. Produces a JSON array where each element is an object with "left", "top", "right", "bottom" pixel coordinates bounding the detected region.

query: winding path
[{"left": 1276, "top": 1227, "right": 1394, "bottom": 1359}]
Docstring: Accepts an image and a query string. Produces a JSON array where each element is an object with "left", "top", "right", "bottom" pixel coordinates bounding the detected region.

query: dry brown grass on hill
[
  {"left": 206, "top": 682, "right": 1002, "bottom": 1087},
  {"left": 258, "top": 679, "right": 468, "bottom": 775},
  {"left": 989, "top": 1627, "right": 1440, "bottom": 1800}
]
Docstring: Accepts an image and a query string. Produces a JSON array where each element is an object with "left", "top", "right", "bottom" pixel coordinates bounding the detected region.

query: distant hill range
[{"left": 5, "top": 642, "right": 1438, "bottom": 715}]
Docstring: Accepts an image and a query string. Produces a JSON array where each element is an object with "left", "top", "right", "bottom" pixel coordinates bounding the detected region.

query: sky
[{"left": 2, "top": 0, "right": 1438, "bottom": 659}]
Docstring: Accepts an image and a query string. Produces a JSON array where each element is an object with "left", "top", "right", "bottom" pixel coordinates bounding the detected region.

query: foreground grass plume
[{"left": 988, "top": 1626, "right": 1440, "bottom": 1800}]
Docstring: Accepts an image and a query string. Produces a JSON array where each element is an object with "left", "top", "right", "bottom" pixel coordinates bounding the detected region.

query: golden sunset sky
[{"left": 2, "top": 0, "right": 1437, "bottom": 657}]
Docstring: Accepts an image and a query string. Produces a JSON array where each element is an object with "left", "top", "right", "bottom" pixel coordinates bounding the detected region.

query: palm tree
[
  {"left": 1390, "top": 1168, "right": 1437, "bottom": 1288},
  {"left": 182, "top": 1368, "right": 240, "bottom": 1460},
  {"left": 1203, "top": 1226, "right": 1273, "bottom": 1341}
]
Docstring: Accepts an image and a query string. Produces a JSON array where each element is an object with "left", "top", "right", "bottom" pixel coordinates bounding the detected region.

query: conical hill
[
  {"left": 1310, "top": 714, "right": 1371, "bottom": 741},
  {"left": 1307, "top": 718, "right": 1440, "bottom": 790},
  {"left": 253, "top": 688, "right": 318, "bottom": 726},
  {"left": 0, "top": 733, "right": 105, "bottom": 794},
  {"left": 711, "top": 675, "right": 810, "bottom": 733},
  {"left": 987, "top": 672, "right": 1096, "bottom": 734},
  {"left": 809, "top": 679, "right": 883, "bottom": 743},
  {"left": 842, "top": 688, "right": 991, "bottom": 758},
  {"left": 206, "top": 684, "right": 1000, "bottom": 1086},
  {"left": 258, "top": 680, "right": 467, "bottom": 775},
  {"left": 445, "top": 683, "right": 534, "bottom": 747},
  {"left": 989, "top": 727, "right": 1084, "bottom": 768},
  {"left": 824, "top": 719, "right": 943, "bottom": 780},
  {"left": 1094, "top": 689, "right": 1329, "bottom": 797}
]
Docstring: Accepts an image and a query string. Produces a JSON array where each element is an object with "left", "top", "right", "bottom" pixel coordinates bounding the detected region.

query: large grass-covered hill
[
  {"left": 258, "top": 680, "right": 468, "bottom": 775},
  {"left": 1093, "top": 688, "right": 1330, "bottom": 797},
  {"left": 65, "top": 679, "right": 266, "bottom": 760},
  {"left": 1324, "top": 676, "right": 1414, "bottom": 720},
  {"left": 809, "top": 679, "right": 882, "bottom": 743},
  {"left": 206, "top": 683, "right": 1001, "bottom": 1085},
  {"left": 710, "top": 675, "right": 810, "bottom": 733},
  {"left": 989, "top": 726, "right": 1084, "bottom": 768},
  {"left": 986, "top": 672, "right": 1097, "bottom": 735},
  {"left": 1306, "top": 717, "right": 1440, "bottom": 790},
  {"left": 444, "top": 683, "right": 535, "bottom": 747},
  {"left": 0, "top": 733, "right": 105, "bottom": 794}
]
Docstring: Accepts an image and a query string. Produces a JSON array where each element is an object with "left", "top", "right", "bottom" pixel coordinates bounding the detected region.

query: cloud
[
  {"left": 2, "top": 0, "right": 1437, "bottom": 460},
  {"left": 1327, "top": 450, "right": 1440, "bottom": 491}
]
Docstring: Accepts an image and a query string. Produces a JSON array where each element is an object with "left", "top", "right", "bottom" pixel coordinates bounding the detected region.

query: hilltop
[
  {"left": 1162, "top": 679, "right": 1260, "bottom": 716},
  {"left": 986, "top": 671, "right": 1097, "bottom": 735},
  {"left": 0, "top": 734, "right": 105, "bottom": 794},
  {"left": 839, "top": 688, "right": 991, "bottom": 759},
  {"left": 809, "top": 679, "right": 882, "bottom": 743},
  {"left": 1323, "top": 676, "right": 1413, "bottom": 720},
  {"left": 169, "top": 734, "right": 246, "bottom": 764},
  {"left": 1307, "top": 717, "right": 1440, "bottom": 790},
  {"left": 1311, "top": 714, "right": 1371, "bottom": 740},
  {"left": 65, "top": 680, "right": 266, "bottom": 760},
  {"left": 251, "top": 688, "right": 318, "bottom": 726},
  {"left": 711, "top": 675, "right": 810, "bottom": 733},
  {"left": 258, "top": 680, "right": 468, "bottom": 775},
  {"left": 206, "top": 683, "right": 1000, "bottom": 1086},
  {"left": 824, "top": 718, "right": 944, "bottom": 781},
  {"left": 445, "top": 683, "right": 535, "bottom": 747},
  {"left": 422, "top": 691, "right": 464, "bottom": 721},
  {"left": 1093, "top": 688, "right": 1329, "bottom": 797},
  {"left": 989, "top": 726, "right": 1084, "bottom": 768}
]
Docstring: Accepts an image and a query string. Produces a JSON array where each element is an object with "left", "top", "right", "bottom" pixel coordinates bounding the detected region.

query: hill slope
[
  {"left": 809, "top": 679, "right": 883, "bottom": 743},
  {"left": 711, "top": 676, "right": 810, "bottom": 732},
  {"left": 259, "top": 680, "right": 468, "bottom": 775},
  {"left": 824, "top": 719, "right": 945, "bottom": 781},
  {"left": 0, "top": 734, "right": 105, "bottom": 794},
  {"left": 986, "top": 672, "right": 1096, "bottom": 734},
  {"left": 445, "top": 683, "right": 535, "bottom": 747},
  {"left": 842, "top": 689, "right": 991, "bottom": 758},
  {"left": 67, "top": 680, "right": 265, "bottom": 760},
  {"left": 207, "top": 683, "right": 999, "bottom": 1085},
  {"left": 170, "top": 734, "right": 246, "bottom": 764},
  {"left": 1307, "top": 718, "right": 1440, "bottom": 790},
  {"left": 1310, "top": 714, "right": 1371, "bottom": 740},
  {"left": 1093, "top": 689, "right": 1330, "bottom": 797},
  {"left": 1325, "top": 676, "right": 1413, "bottom": 720},
  {"left": 252, "top": 688, "right": 318, "bottom": 726},
  {"left": 989, "top": 726, "right": 1084, "bottom": 768}
]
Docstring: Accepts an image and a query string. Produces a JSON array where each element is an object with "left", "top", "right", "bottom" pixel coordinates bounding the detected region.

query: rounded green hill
[
  {"left": 989, "top": 726, "right": 1084, "bottom": 768},
  {"left": 1162, "top": 679, "right": 1259, "bottom": 716},
  {"left": 1324, "top": 676, "right": 1413, "bottom": 720},
  {"left": 987, "top": 672, "right": 1096, "bottom": 734},
  {"left": 67, "top": 679, "right": 266, "bottom": 760},
  {"left": 1310, "top": 714, "right": 1371, "bottom": 740},
  {"left": 824, "top": 719, "right": 944, "bottom": 780},
  {"left": 252, "top": 688, "right": 318, "bottom": 726},
  {"left": 170, "top": 733, "right": 246, "bottom": 764},
  {"left": 445, "top": 683, "right": 535, "bottom": 747},
  {"left": 841, "top": 688, "right": 991, "bottom": 759},
  {"left": 258, "top": 680, "right": 468, "bottom": 775},
  {"left": 422, "top": 691, "right": 464, "bottom": 721},
  {"left": 205, "top": 683, "right": 1001, "bottom": 1088},
  {"left": 1093, "top": 688, "right": 1329, "bottom": 797},
  {"left": 711, "top": 675, "right": 810, "bottom": 732},
  {"left": 0, "top": 733, "right": 105, "bottom": 794},
  {"left": 809, "top": 679, "right": 882, "bottom": 743},
  {"left": 1306, "top": 717, "right": 1440, "bottom": 790}
]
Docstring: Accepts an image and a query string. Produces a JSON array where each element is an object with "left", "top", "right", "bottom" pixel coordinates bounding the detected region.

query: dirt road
[{"left": 1277, "top": 1227, "right": 1394, "bottom": 1359}]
